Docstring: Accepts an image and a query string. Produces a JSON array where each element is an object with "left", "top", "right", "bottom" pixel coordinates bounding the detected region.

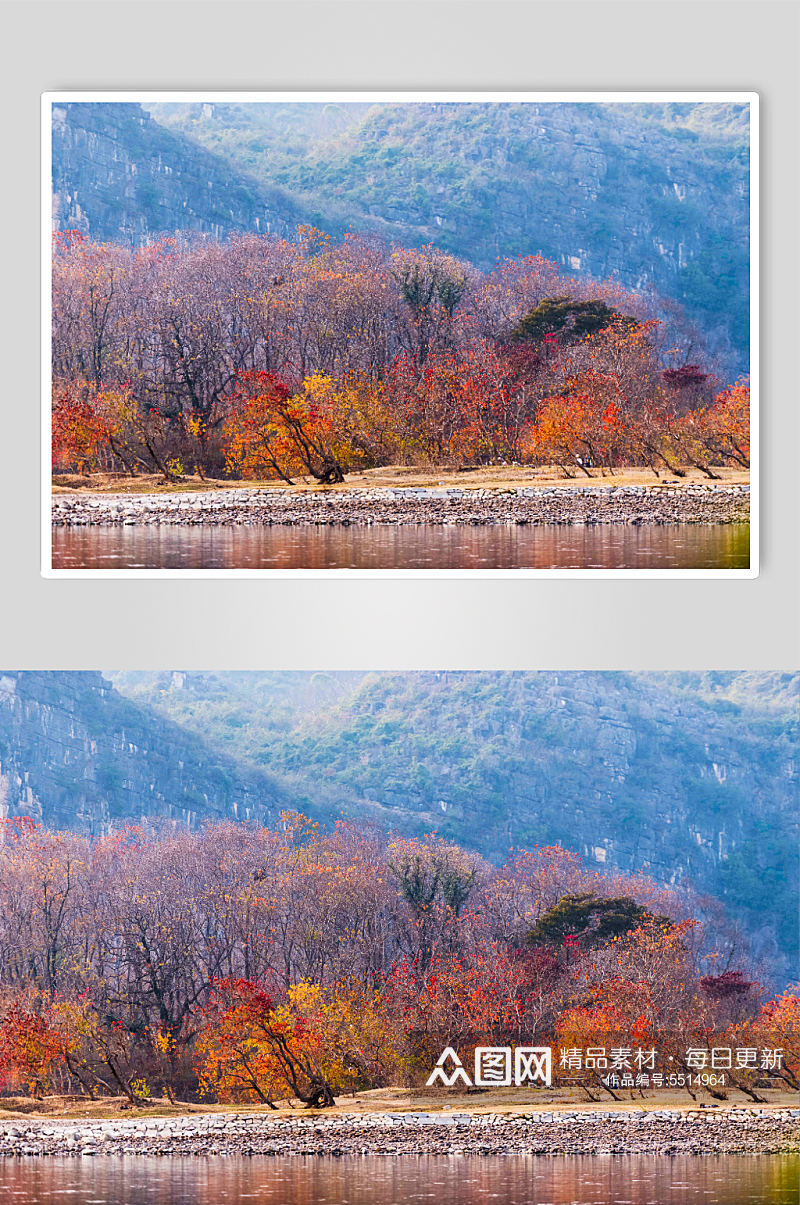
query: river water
[
  {"left": 1, "top": 1154, "right": 798, "bottom": 1205},
  {"left": 0, "top": 1155, "right": 797, "bottom": 1204},
  {"left": 51, "top": 524, "right": 750, "bottom": 571}
]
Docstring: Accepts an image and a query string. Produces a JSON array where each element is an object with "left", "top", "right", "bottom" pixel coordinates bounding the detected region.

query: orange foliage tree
[
  {"left": 385, "top": 344, "right": 527, "bottom": 466},
  {"left": 196, "top": 976, "right": 405, "bottom": 1107},
  {"left": 0, "top": 1004, "right": 63, "bottom": 1098},
  {"left": 52, "top": 385, "right": 113, "bottom": 474},
  {"left": 384, "top": 944, "right": 554, "bottom": 1077},
  {"left": 52, "top": 230, "right": 748, "bottom": 481},
  {"left": 670, "top": 377, "right": 750, "bottom": 474},
  {"left": 725, "top": 988, "right": 800, "bottom": 1093},
  {"left": 222, "top": 370, "right": 347, "bottom": 484},
  {"left": 527, "top": 383, "right": 622, "bottom": 477}
]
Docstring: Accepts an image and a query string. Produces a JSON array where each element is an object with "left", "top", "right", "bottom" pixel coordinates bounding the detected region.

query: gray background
[{"left": 2, "top": 0, "right": 797, "bottom": 670}]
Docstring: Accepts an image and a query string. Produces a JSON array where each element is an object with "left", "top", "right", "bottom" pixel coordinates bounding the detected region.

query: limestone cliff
[
  {"left": 0, "top": 671, "right": 280, "bottom": 834},
  {"left": 51, "top": 102, "right": 303, "bottom": 243},
  {"left": 50, "top": 99, "right": 751, "bottom": 374}
]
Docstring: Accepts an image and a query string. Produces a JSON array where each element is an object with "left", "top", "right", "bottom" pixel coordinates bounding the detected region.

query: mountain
[
  {"left": 1, "top": 671, "right": 794, "bottom": 979},
  {"left": 51, "top": 101, "right": 305, "bottom": 243},
  {"left": 108, "top": 669, "right": 798, "bottom": 979},
  {"left": 0, "top": 671, "right": 285, "bottom": 832},
  {"left": 50, "top": 99, "right": 751, "bottom": 375}
]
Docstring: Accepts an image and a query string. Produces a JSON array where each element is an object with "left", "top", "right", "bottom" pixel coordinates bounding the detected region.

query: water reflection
[
  {"left": 52, "top": 524, "right": 751, "bottom": 571},
  {"left": 0, "top": 1155, "right": 797, "bottom": 1205}
]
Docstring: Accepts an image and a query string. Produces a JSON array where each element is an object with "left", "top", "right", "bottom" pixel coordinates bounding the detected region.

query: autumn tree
[
  {"left": 724, "top": 989, "right": 799, "bottom": 1095},
  {"left": 391, "top": 246, "right": 472, "bottom": 366},
  {"left": 670, "top": 377, "right": 750, "bottom": 474},
  {"left": 387, "top": 835, "right": 482, "bottom": 977},
  {"left": 526, "top": 381, "right": 621, "bottom": 476},
  {"left": 223, "top": 370, "right": 347, "bottom": 483},
  {"left": 0, "top": 1004, "right": 63, "bottom": 1098},
  {"left": 196, "top": 977, "right": 404, "bottom": 1108},
  {"left": 51, "top": 384, "right": 113, "bottom": 475}
]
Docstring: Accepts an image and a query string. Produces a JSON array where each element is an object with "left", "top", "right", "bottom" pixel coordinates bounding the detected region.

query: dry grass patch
[
  {"left": 52, "top": 465, "right": 750, "bottom": 498},
  {"left": 1, "top": 1081, "right": 792, "bottom": 1122}
]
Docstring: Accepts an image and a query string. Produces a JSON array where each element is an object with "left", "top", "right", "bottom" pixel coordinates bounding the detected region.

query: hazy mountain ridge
[
  {"left": 51, "top": 101, "right": 306, "bottom": 244},
  {"left": 51, "top": 100, "right": 750, "bottom": 375},
  {"left": 108, "top": 670, "right": 798, "bottom": 977},
  {"left": 1, "top": 671, "right": 794, "bottom": 977},
  {"left": 0, "top": 671, "right": 286, "bottom": 833}
]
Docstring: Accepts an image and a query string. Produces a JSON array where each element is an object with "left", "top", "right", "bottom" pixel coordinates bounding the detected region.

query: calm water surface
[
  {"left": 1, "top": 1155, "right": 797, "bottom": 1205},
  {"left": 52, "top": 524, "right": 751, "bottom": 571}
]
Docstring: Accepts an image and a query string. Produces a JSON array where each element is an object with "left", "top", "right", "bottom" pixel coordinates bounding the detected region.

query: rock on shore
[
  {"left": 52, "top": 484, "right": 750, "bottom": 529},
  {"left": 1, "top": 1108, "right": 796, "bottom": 1158}
]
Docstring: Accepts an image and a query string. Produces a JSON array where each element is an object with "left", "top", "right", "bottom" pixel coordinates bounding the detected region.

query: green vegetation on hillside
[
  {"left": 144, "top": 99, "right": 750, "bottom": 370},
  {"left": 109, "top": 670, "right": 798, "bottom": 976}
]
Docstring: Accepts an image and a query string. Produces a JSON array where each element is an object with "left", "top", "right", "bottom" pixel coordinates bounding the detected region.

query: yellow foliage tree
[{"left": 196, "top": 977, "right": 406, "bottom": 1108}]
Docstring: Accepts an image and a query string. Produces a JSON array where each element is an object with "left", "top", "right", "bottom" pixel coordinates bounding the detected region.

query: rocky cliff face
[
  {"left": 121, "top": 669, "right": 790, "bottom": 975},
  {"left": 268, "top": 670, "right": 795, "bottom": 877},
  {"left": 109, "top": 669, "right": 797, "bottom": 931},
  {"left": 51, "top": 102, "right": 303, "bottom": 242},
  {"left": 0, "top": 672, "right": 280, "bottom": 834},
  {"left": 50, "top": 100, "right": 751, "bottom": 373},
  {"left": 146, "top": 99, "right": 751, "bottom": 371}
]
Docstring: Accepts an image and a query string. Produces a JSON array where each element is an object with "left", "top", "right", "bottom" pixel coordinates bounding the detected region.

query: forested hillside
[
  {"left": 144, "top": 100, "right": 750, "bottom": 366},
  {"left": 0, "top": 671, "right": 793, "bottom": 977},
  {"left": 109, "top": 670, "right": 798, "bottom": 979},
  {"left": 52, "top": 100, "right": 751, "bottom": 375}
]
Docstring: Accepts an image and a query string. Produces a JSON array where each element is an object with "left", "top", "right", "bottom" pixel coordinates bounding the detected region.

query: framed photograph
[
  {"left": 42, "top": 91, "right": 757, "bottom": 577},
  {"left": 0, "top": 669, "right": 796, "bottom": 1160}
]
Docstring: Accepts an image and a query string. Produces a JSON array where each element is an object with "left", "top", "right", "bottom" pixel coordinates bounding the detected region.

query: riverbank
[
  {"left": 1, "top": 1106, "right": 797, "bottom": 1158},
  {"left": 52, "top": 482, "right": 750, "bottom": 529}
]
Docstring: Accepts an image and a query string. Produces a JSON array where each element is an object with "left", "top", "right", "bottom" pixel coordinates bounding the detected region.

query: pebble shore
[
  {"left": 52, "top": 484, "right": 750, "bottom": 529},
  {"left": 1, "top": 1108, "right": 796, "bottom": 1158}
]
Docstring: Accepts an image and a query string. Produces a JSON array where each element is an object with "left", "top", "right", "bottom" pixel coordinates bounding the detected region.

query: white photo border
[{"left": 41, "top": 90, "right": 759, "bottom": 579}]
